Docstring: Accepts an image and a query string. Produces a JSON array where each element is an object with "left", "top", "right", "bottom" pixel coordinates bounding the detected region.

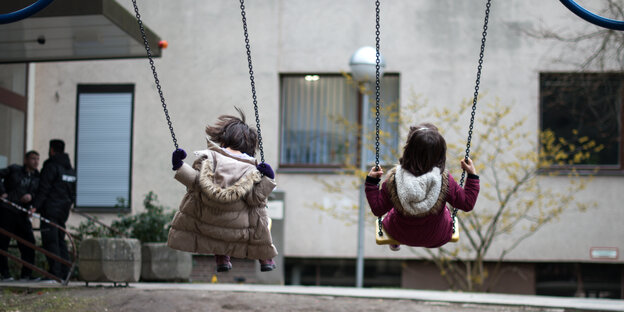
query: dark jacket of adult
[
  {"left": 33, "top": 153, "right": 76, "bottom": 222},
  {"left": 0, "top": 164, "right": 40, "bottom": 217}
]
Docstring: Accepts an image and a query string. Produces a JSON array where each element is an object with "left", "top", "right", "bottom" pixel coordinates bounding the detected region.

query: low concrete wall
[
  {"left": 79, "top": 238, "right": 141, "bottom": 283},
  {"left": 141, "top": 243, "right": 192, "bottom": 281}
]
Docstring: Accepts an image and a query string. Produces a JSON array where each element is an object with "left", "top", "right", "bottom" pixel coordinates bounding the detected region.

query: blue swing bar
[
  {"left": 560, "top": 0, "right": 624, "bottom": 31},
  {"left": 0, "top": 0, "right": 55, "bottom": 25}
]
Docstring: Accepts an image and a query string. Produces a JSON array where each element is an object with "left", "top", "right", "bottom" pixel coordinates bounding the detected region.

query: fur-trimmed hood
[
  {"left": 385, "top": 165, "right": 449, "bottom": 217},
  {"left": 195, "top": 137, "right": 261, "bottom": 203}
]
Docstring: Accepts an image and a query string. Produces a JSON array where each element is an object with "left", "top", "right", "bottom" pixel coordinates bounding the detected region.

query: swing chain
[
  {"left": 131, "top": 0, "right": 178, "bottom": 150},
  {"left": 452, "top": 0, "right": 491, "bottom": 231},
  {"left": 240, "top": 0, "right": 265, "bottom": 163},
  {"left": 374, "top": 0, "right": 382, "bottom": 169},
  {"left": 375, "top": 0, "right": 384, "bottom": 239}
]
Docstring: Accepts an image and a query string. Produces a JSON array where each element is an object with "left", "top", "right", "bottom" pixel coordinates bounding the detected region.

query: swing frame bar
[
  {"left": 0, "top": 0, "right": 54, "bottom": 25},
  {"left": 559, "top": 0, "right": 624, "bottom": 31}
]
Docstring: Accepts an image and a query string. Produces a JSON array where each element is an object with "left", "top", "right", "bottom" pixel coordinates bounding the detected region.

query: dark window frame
[
  {"left": 0, "top": 64, "right": 29, "bottom": 165},
  {"left": 278, "top": 73, "right": 400, "bottom": 172},
  {"left": 539, "top": 72, "right": 624, "bottom": 175},
  {"left": 74, "top": 84, "right": 134, "bottom": 212}
]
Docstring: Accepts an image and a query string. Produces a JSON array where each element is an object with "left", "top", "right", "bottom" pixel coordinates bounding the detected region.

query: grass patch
[{"left": 0, "top": 287, "right": 105, "bottom": 312}]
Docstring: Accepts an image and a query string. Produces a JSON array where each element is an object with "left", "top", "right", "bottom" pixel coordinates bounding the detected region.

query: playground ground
[{"left": 1, "top": 282, "right": 623, "bottom": 312}]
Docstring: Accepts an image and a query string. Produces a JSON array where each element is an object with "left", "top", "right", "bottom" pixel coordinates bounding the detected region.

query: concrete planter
[
  {"left": 79, "top": 238, "right": 141, "bottom": 283},
  {"left": 141, "top": 242, "right": 192, "bottom": 281}
]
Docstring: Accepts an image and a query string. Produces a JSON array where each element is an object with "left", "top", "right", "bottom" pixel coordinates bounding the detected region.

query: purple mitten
[
  {"left": 256, "top": 162, "right": 275, "bottom": 179},
  {"left": 172, "top": 148, "right": 187, "bottom": 170}
]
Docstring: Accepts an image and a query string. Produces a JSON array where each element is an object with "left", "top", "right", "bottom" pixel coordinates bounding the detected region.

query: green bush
[
  {"left": 111, "top": 191, "right": 176, "bottom": 243},
  {"left": 70, "top": 216, "right": 116, "bottom": 242},
  {"left": 71, "top": 191, "right": 176, "bottom": 243}
]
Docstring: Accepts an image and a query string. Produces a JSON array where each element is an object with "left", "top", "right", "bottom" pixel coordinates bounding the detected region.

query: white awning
[{"left": 0, "top": 0, "right": 162, "bottom": 63}]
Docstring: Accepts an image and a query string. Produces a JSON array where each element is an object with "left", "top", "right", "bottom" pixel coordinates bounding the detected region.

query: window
[
  {"left": 540, "top": 73, "right": 623, "bottom": 171},
  {"left": 536, "top": 263, "right": 621, "bottom": 299},
  {"left": 0, "top": 93, "right": 25, "bottom": 168},
  {"left": 285, "top": 258, "right": 401, "bottom": 287},
  {"left": 280, "top": 74, "right": 399, "bottom": 168},
  {"left": 0, "top": 64, "right": 28, "bottom": 167},
  {"left": 75, "top": 85, "right": 133, "bottom": 210}
]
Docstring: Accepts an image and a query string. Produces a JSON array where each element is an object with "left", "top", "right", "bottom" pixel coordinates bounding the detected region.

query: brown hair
[
  {"left": 205, "top": 107, "right": 258, "bottom": 156},
  {"left": 399, "top": 123, "right": 446, "bottom": 176}
]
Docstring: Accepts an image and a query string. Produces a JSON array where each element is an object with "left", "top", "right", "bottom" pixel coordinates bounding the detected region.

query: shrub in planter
[
  {"left": 111, "top": 192, "right": 175, "bottom": 243},
  {"left": 72, "top": 191, "right": 191, "bottom": 282}
]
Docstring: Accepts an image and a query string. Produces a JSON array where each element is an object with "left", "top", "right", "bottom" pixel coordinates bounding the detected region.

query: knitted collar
[{"left": 386, "top": 165, "right": 449, "bottom": 217}]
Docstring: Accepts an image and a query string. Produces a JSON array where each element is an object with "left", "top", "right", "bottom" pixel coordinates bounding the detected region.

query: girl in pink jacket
[{"left": 365, "top": 123, "right": 480, "bottom": 249}]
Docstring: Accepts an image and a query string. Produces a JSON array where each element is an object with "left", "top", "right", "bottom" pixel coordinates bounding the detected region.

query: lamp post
[{"left": 349, "top": 46, "right": 385, "bottom": 288}]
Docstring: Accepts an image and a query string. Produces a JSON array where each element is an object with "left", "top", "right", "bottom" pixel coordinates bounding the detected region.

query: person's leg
[
  {"left": 15, "top": 216, "right": 35, "bottom": 279},
  {"left": 215, "top": 255, "right": 231, "bottom": 272},
  {"left": 0, "top": 211, "right": 14, "bottom": 279},
  {"left": 0, "top": 230, "right": 10, "bottom": 279},
  {"left": 40, "top": 222, "right": 61, "bottom": 278},
  {"left": 56, "top": 222, "right": 69, "bottom": 279},
  {"left": 259, "top": 258, "right": 276, "bottom": 272}
]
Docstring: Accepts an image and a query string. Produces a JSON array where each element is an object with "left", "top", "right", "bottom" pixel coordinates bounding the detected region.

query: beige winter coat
[{"left": 167, "top": 138, "right": 278, "bottom": 260}]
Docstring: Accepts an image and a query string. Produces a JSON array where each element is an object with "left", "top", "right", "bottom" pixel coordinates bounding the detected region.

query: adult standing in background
[
  {"left": 0, "top": 151, "right": 40, "bottom": 281},
  {"left": 33, "top": 140, "right": 76, "bottom": 280}
]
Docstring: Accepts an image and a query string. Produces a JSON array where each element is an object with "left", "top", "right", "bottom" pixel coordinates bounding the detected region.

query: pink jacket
[{"left": 365, "top": 168, "right": 480, "bottom": 248}]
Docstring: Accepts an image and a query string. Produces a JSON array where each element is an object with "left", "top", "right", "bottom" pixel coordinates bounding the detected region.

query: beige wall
[{"left": 29, "top": 0, "right": 624, "bottom": 262}]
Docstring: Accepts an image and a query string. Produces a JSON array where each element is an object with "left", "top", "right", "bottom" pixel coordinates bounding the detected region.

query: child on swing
[
  {"left": 365, "top": 123, "right": 480, "bottom": 249},
  {"left": 167, "top": 108, "right": 277, "bottom": 272}
]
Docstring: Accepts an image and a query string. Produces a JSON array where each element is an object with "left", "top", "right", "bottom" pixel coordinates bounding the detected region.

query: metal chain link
[
  {"left": 131, "top": 0, "right": 178, "bottom": 150},
  {"left": 452, "top": 0, "right": 492, "bottom": 233},
  {"left": 375, "top": 0, "right": 385, "bottom": 236},
  {"left": 240, "top": 0, "right": 265, "bottom": 163},
  {"left": 374, "top": 0, "right": 382, "bottom": 169}
]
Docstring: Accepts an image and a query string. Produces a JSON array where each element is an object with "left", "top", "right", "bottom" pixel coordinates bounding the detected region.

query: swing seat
[
  {"left": 375, "top": 218, "right": 400, "bottom": 245},
  {"left": 449, "top": 216, "right": 460, "bottom": 243},
  {"left": 375, "top": 216, "right": 460, "bottom": 245}
]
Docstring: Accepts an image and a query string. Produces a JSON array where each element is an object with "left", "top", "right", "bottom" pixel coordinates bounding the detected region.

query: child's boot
[
  {"left": 216, "top": 255, "right": 232, "bottom": 272},
  {"left": 389, "top": 244, "right": 401, "bottom": 251},
  {"left": 259, "top": 259, "right": 276, "bottom": 272}
]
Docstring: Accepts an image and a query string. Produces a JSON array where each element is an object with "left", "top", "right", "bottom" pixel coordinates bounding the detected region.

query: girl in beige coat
[{"left": 168, "top": 108, "right": 277, "bottom": 272}]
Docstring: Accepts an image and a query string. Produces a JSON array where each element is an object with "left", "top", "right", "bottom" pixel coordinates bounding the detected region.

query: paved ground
[{"left": 1, "top": 281, "right": 623, "bottom": 312}]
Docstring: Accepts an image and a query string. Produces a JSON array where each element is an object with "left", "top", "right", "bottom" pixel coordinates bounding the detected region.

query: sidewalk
[
  {"left": 1, "top": 281, "right": 623, "bottom": 311},
  {"left": 129, "top": 283, "right": 624, "bottom": 311}
]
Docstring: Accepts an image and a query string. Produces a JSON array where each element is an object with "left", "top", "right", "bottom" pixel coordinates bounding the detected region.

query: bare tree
[
  {"left": 417, "top": 96, "right": 598, "bottom": 292},
  {"left": 524, "top": 0, "right": 624, "bottom": 70}
]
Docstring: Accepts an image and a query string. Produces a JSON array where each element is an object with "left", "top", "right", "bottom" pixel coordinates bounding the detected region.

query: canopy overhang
[{"left": 0, "top": 0, "right": 162, "bottom": 64}]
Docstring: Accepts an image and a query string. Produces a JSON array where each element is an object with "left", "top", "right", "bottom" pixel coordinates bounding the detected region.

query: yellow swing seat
[
  {"left": 375, "top": 217, "right": 400, "bottom": 245},
  {"left": 375, "top": 216, "right": 460, "bottom": 245},
  {"left": 449, "top": 216, "right": 460, "bottom": 243}
]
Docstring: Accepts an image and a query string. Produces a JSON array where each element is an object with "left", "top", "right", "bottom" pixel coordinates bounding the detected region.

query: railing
[{"left": 0, "top": 197, "right": 76, "bottom": 285}]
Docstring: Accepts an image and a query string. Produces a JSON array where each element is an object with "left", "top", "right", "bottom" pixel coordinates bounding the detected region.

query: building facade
[{"left": 1, "top": 0, "right": 622, "bottom": 297}]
